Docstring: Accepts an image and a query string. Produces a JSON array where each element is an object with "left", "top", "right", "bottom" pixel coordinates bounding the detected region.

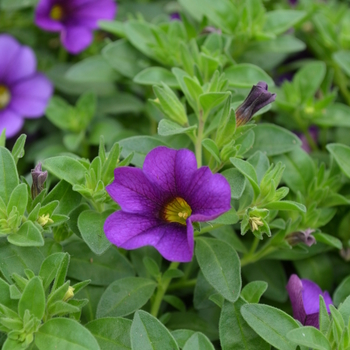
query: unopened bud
[
  {"left": 31, "top": 163, "right": 47, "bottom": 199},
  {"left": 63, "top": 286, "right": 75, "bottom": 301},
  {"left": 286, "top": 228, "right": 316, "bottom": 247},
  {"left": 38, "top": 214, "right": 53, "bottom": 227}
]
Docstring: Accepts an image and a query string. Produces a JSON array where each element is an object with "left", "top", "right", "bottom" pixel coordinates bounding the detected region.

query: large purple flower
[
  {"left": 35, "top": 0, "right": 117, "bottom": 54},
  {"left": 286, "top": 274, "right": 333, "bottom": 328},
  {"left": 0, "top": 35, "right": 53, "bottom": 138},
  {"left": 104, "top": 147, "right": 231, "bottom": 262}
]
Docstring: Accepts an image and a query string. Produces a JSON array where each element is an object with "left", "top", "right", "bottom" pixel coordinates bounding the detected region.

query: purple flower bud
[
  {"left": 286, "top": 228, "right": 316, "bottom": 247},
  {"left": 286, "top": 274, "right": 333, "bottom": 328},
  {"left": 170, "top": 13, "right": 181, "bottom": 21},
  {"left": 235, "top": 81, "right": 276, "bottom": 127},
  {"left": 31, "top": 163, "right": 48, "bottom": 199}
]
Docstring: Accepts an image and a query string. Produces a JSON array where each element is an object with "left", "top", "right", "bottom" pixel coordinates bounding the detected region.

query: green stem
[
  {"left": 196, "top": 223, "right": 223, "bottom": 235},
  {"left": 58, "top": 46, "right": 68, "bottom": 62},
  {"left": 151, "top": 262, "right": 180, "bottom": 317},
  {"left": 167, "top": 278, "right": 197, "bottom": 292},
  {"left": 240, "top": 246, "right": 276, "bottom": 267},
  {"left": 195, "top": 112, "right": 204, "bottom": 167}
]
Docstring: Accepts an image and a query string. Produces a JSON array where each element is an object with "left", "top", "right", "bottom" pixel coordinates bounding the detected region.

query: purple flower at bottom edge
[
  {"left": 104, "top": 146, "right": 231, "bottom": 262},
  {"left": 0, "top": 35, "right": 53, "bottom": 138},
  {"left": 35, "top": 0, "right": 117, "bottom": 54},
  {"left": 235, "top": 81, "right": 276, "bottom": 127},
  {"left": 286, "top": 274, "right": 333, "bottom": 328}
]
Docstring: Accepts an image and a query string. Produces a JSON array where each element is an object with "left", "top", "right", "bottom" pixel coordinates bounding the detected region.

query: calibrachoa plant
[{"left": 1, "top": 0, "right": 350, "bottom": 349}]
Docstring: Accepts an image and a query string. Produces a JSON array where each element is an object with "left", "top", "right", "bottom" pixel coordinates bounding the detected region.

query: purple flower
[
  {"left": 286, "top": 274, "right": 333, "bottom": 328},
  {"left": 0, "top": 35, "right": 53, "bottom": 138},
  {"left": 35, "top": 0, "right": 117, "bottom": 54},
  {"left": 235, "top": 81, "right": 276, "bottom": 127},
  {"left": 295, "top": 126, "right": 318, "bottom": 153},
  {"left": 286, "top": 228, "right": 316, "bottom": 247},
  {"left": 31, "top": 163, "right": 48, "bottom": 199},
  {"left": 104, "top": 146, "right": 231, "bottom": 262},
  {"left": 170, "top": 13, "right": 181, "bottom": 21}
]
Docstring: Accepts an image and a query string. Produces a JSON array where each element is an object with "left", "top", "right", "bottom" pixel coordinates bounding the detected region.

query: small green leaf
[
  {"left": 202, "top": 139, "right": 221, "bottom": 163},
  {"left": 7, "top": 183, "right": 28, "bottom": 217},
  {"left": 264, "top": 10, "right": 306, "bottom": 35},
  {"left": 241, "top": 281, "right": 268, "bottom": 303},
  {"left": 287, "top": 327, "right": 331, "bottom": 350},
  {"left": 195, "top": 237, "right": 241, "bottom": 303},
  {"left": 327, "top": 143, "right": 350, "bottom": 178},
  {"left": 183, "top": 332, "right": 215, "bottom": 350},
  {"left": 333, "top": 50, "right": 350, "bottom": 77},
  {"left": 264, "top": 201, "right": 306, "bottom": 212},
  {"left": 97, "top": 277, "right": 156, "bottom": 318},
  {"left": 11, "top": 134, "right": 26, "bottom": 164},
  {"left": 158, "top": 119, "right": 197, "bottom": 136},
  {"left": 0, "top": 147, "right": 19, "bottom": 204},
  {"left": 134, "top": 67, "right": 178, "bottom": 87},
  {"left": 130, "top": 310, "right": 179, "bottom": 350},
  {"left": 334, "top": 275, "right": 350, "bottom": 306},
  {"left": 8, "top": 221, "right": 44, "bottom": 247},
  {"left": 221, "top": 168, "right": 246, "bottom": 199}
]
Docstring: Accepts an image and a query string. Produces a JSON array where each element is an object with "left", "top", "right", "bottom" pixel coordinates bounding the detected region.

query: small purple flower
[
  {"left": 0, "top": 35, "right": 53, "bottom": 138},
  {"left": 235, "top": 81, "right": 276, "bottom": 127},
  {"left": 286, "top": 228, "right": 316, "bottom": 247},
  {"left": 35, "top": 0, "right": 117, "bottom": 54},
  {"left": 104, "top": 146, "right": 231, "bottom": 262},
  {"left": 170, "top": 13, "right": 181, "bottom": 21},
  {"left": 286, "top": 274, "right": 333, "bottom": 328},
  {"left": 31, "top": 163, "right": 48, "bottom": 199}
]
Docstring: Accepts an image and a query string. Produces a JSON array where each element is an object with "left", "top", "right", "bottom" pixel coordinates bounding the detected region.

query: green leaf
[
  {"left": 327, "top": 143, "right": 350, "bottom": 178},
  {"left": 208, "top": 208, "right": 239, "bottom": 225},
  {"left": 202, "top": 139, "right": 221, "bottom": 163},
  {"left": 158, "top": 119, "right": 197, "bottom": 136},
  {"left": 163, "top": 295, "right": 186, "bottom": 312},
  {"left": 97, "top": 277, "right": 156, "bottom": 318},
  {"left": 247, "top": 124, "right": 301, "bottom": 157},
  {"left": 172, "top": 330, "right": 196, "bottom": 348},
  {"left": 221, "top": 168, "right": 246, "bottom": 199},
  {"left": 241, "top": 304, "right": 299, "bottom": 350},
  {"left": 18, "top": 276, "right": 45, "bottom": 320},
  {"left": 98, "top": 93, "right": 143, "bottom": 115},
  {"left": 264, "top": 201, "right": 306, "bottom": 212},
  {"left": 195, "top": 237, "right": 241, "bottom": 303},
  {"left": 199, "top": 92, "right": 231, "bottom": 117},
  {"left": 102, "top": 39, "right": 149, "bottom": 78},
  {"left": 183, "top": 332, "right": 215, "bottom": 350},
  {"left": 334, "top": 275, "right": 350, "bottom": 306},
  {"left": 241, "top": 281, "right": 268, "bottom": 304},
  {"left": 230, "top": 158, "right": 260, "bottom": 197},
  {"left": 35, "top": 318, "right": 100, "bottom": 350},
  {"left": 315, "top": 103, "right": 350, "bottom": 128},
  {"left": 7, "top": 183, "right": 28, "bottom": 217},
  {"left": 85, "top": 317, "right": 132, "bottom": 350},
  {"left": 130, "top": 310, "right": 179, "bottom": 350},
  {"left": 65, "top": 241, "right": 134, "bottom": 286},
  {"left": 219, "top": 298, "right": 269, "bottom": 350},
  {"left": 43, "top": 156, "right": 87, "bottom": 185},
  {"left": 119, "top": 136, "right": 169, "bottom": 167},
  {"left": 313, "top": 233, "right": 342, "bottom": 250},
  {"left": 78, "top": 210, "right": 112, "bottom": 255},
  {"left": 333, "top": 50, "right": 350, "bottom": 77},
  {"left": 224, "top": 64, "right": 274, "bottom": 88},
  {"left": 264, "top": 10, "right": 306, "bottom": 35},
  {"left": 0, "top": 147, "right": 19, "bottom": 204},
  {"left": 8, "top": 221, "right": 44, "bottom": 247},
  {"left": 134, "top": 67, "right": 178, "bottom": 87},
  {"left": 287, "top": 327, "right": 331, "bottom": 350},
  {"left": 11, "top": 134, "right": 26, "bottom": 164},
  {"left": 66, "top": 55, "right": 119, "bottom": 82}
]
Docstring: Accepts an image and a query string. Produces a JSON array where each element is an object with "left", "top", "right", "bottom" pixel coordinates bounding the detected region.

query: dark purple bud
[
  {"left": 286, "top": 228, "right": 316, "bottom": 247},
  {"left": 170, "top": 12, "right": 181, "bottom": 21},
  {"left": 235, "top": 81, "right": 276, "bottom": 127},
  {"left": 286, "top": 274, "right": 333, "bottom": 328},
  {"left": 31, "top": 163, "right": 48, "bottom": 199}
]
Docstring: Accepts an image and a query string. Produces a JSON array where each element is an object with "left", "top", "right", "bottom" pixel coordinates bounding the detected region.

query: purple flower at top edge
[
  {"left": 35, "top": 0, "right": 117, "bottom": 54},
  {"left": 0, "top": 35, "right": 53, "bottom": 138},
  {"left": 286, "top": 274, "right": 333, "bottom": 328},
  {"left": 104, "top": 146, "right": 231, "bottom": 262},
  {"left": 235, "top": 81, "right": 276, "bottom": 127}
]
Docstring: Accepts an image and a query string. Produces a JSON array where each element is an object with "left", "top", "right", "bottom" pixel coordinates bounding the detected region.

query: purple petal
[
  {"left": 305, "top": 313, "right": 319, "bottom": 328},
  {"left": 0, "top": 35, "right": 21, "bottom": 82},
  {"left": 256, "top": 81, "right": 268, "bottom": 90},
  {"left": 286, "top": 274, "right": 307, "bottom": 325},
  {"left": 35, "top": 0, "right": 64, "bottom": 31},
  {"left": 106, "top": 167, "right": 163, "bottom": 215},
  {"left": 68, "top": 0, "right": 117, "bottom": 29},
  {"left": 0, "top": 108, "right": 24, "bottom": 138},
  {"left": 323, "top": 291, "right": 333, "bottom": 312},
  {"left": 301, "top": 279, "right": 325, "bottom": 315},
  {"left": 104, "top": 211, "right": 194, "bottom": 262},
  {"left": 61, "top": 25, "right": 93, "bottom": 54},
  {"left": 10, "top": 73, "right": 53, "bottom": 118},
  {"left": 143, "top": 147, "right": 198, "bottom": 198},
  {"left": 185, "top": 168, "right": 231, "bottom": 222}
]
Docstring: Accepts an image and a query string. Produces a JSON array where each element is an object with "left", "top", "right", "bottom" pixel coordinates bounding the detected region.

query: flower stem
[
  {"left": 167, "top": 278, "right": 197, "bottom": 292},
  {"left": 150, "top": 262, "right": 180, "bottom": 317}
]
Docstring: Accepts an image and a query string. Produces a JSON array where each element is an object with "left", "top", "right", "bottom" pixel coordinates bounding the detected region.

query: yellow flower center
[
  {"left": 0, "top": 85, "right": 11, "bottom": 110},
  {"left": 50, "top": 5, "right": 64, "bottom": 21},
  {"left": 249, "top": 216, "right": 264, "bottom": 232},
  {"left": 161, "top": 197, "right": 192, "bottom": 225},
  {"left": 38, "top": 214, "right": 54, "bottom": 226}
]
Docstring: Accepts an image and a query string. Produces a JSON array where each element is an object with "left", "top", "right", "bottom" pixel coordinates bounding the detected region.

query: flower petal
[
  {"left": 301, "top": 279, "right": 325, "bottom": 315},
  {"left": 0, "top": 108, "right": 24, "bottom": 138},
  {"left": 0, "top": 35, "right": 21, "bottom": 82},
  {"left": 305, "top": 312, "right": 320, "bottom": 328},
  {"left": 104, "top": 211, "right": 193, "bottom": 262},
  {"left": 143, "top": 147, "right": 198, "bottom": 198},
  {"left": 10, "top": 73, "right": 53, "bottom": 118},
  {"left": 61, "top": 25, "right": 93, "bottom": 54},
  {"left": 186, "top": 168, "right": 231, "bottom": 221},
  {"left": 106, "top": 167, "right": 163, "bottom": 215},
  {"left": 286, "top": 274, "right": 307, "bottom": 325}
]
